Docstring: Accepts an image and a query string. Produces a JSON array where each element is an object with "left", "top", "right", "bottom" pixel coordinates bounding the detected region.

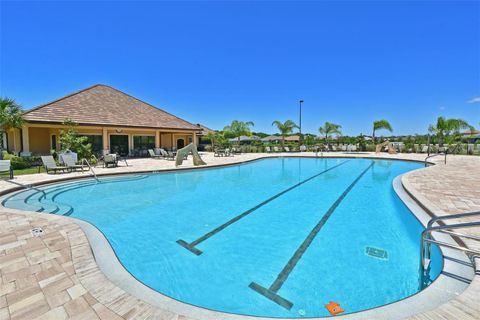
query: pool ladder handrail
[
  {"left": 81, "top": 158, "right": 99, "bottom": 182},
  {"left": 424, "top": 143, "right": 461, "bottom": 167},
  {"left": 6, "top": 180, "right": 47, "bottom": 200},
  {"left": 420, "top": 211, "right": 480, "bottom": 276}
]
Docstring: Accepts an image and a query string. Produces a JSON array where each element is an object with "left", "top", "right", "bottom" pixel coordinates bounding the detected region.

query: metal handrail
[
  {"left": 420, "top": 220, "right": 480, "bottom": 272},
  {"left": 423, "top": 142, "right": 462, "bottom": 166},
  {"left": 81, "top": 158, "right": 99, "bottom": 182},
  {"left": 427, "top": 211, "right": 480, "bottom": 228},
  {"left": 6, "top": 180, "right": 47, "bottom": 200}
]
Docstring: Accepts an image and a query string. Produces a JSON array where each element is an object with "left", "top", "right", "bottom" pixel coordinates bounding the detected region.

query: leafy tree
[
  {"left": 223, "top": 120, "right": 254, "bottom": 145},
  {"left": 428, "top": 116, "right": 472, "bottom": 145},
  {"left": 204, "top": 131, "right": 226, "bottom": 149},
  {"left": 271, "top": 120, "right": 299, "bottom": 146},
  {"left": 0, "top": 97, "right": 24, "bottom": 151},
  {"left": 372, "top": 119, "right": 393, "bottom": 142},
  {"left": 318, "top": 122, "right": 342, "bottom": 143},
  {"left": 59, "top": 119, "right": 92, "bottom": 160}
]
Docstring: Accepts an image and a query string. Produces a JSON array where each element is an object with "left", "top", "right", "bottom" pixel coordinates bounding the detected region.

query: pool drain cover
[
  {"left": 31, "top": 227, "right": 44, "bottom": 237},
  {"left": 365, "top": 246, "right": 388, "bottom": 260}
]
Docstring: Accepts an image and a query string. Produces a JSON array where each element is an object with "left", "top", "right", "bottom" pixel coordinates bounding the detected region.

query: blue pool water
[{"left": 2, "top": 158, "right": 442, "bottom": 317}]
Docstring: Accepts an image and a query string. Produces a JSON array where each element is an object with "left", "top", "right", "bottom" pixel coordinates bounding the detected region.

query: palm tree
[
  {"left": 271, "top": 120, "right": 299, "bottom": 146},
  {"left": 372, "top": 120, "right": 393, "bottom": 143},
  {"left": 428, "top": 116, "right": 472, "bottom": 145},
  {"left": 223, "top": 120, "right": 254, "bottom": 145},
  {"left": 318, "top": 122, "right": 342, "bottom": 143},
  {"left": 0, "top": 98, "right": 24, "bottom": 152}
]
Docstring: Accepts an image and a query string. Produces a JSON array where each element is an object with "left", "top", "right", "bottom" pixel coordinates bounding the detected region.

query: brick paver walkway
[{"left": 0, "top": 152, "right": 478, "bottom": 320}]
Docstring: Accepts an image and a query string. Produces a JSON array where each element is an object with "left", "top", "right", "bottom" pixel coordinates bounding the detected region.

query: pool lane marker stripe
[
  {"left": 176, "top": 160, "right": 350, "bottom": 255},
  {"left": 249, "top": 161, "right": 375, "bottom": 310}
]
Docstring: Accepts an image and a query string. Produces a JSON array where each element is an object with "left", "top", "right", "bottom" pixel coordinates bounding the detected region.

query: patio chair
[
  {"left": 0, "top": 160, "right": 13, "bottom": 179},
  {"left": 225, "top": 148, "right": 234, "bottom": 156},
  {"left": 148, "top": 149, "right": 163, "bottom": 159},
  {"left": 160, "top": 149, "right": 175, "bottom": 160},
  {"left": 214, "top": 148, "right": 225, "bottom": 157},
  {"left": 41, "top": 156, "right": 69, "bottom": 174},
  {"left": 62, "top": 154, "right": 85, "bottom": 172},
  {"left": 103, "top": 154, "right": 118, "bottom": 168}
]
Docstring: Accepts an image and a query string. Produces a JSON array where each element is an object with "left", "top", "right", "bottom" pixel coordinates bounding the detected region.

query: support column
[
  {"left": 193, "top": 132, "right": 197, "bottom": 146},
  {"left": 22, "top": 125, "right": 30, "bottom": 153},
  {"left": 171, "top": 134, "right": 175, "bottom": 150},
  {"left": 155, "top": 130, "right": 161, "bottom": 153},
  {"left": 102, "top": 128, "right": 109, "bottom": 155},
  {"left": 12, "top": 129, "right": 21, "bottom": 155},
  {"left": 154, "top": 130, "right": 160, "bottom": 148}
]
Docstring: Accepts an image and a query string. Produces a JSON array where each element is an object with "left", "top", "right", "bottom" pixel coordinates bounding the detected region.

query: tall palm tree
[
  {"left": 372, "top": 119, "right": 393, "bottom": 143},
  {"left": 428, "top": 116, "right": 472, "bottom": 145},
  {"left": 271, "top": 120, "right": 299, "bottom": 146},
  {"left": 223, "top": 120, "right": 254, "bottom": 145},
  {"left": 0, "top": 98, "right": 24, "bottom": 152},
  {"left": 318, "top": 122, "right": 342, "bottom": 143}
]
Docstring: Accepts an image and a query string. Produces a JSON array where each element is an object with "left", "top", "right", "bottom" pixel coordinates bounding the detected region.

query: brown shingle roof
[{"left": 24, "top": 84, "right": 199, "bottom": 130}]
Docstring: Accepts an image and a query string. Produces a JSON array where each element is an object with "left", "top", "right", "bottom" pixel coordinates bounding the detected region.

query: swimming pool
[{"left": 2, "top": 157, "right": 442, "bottom": 318}]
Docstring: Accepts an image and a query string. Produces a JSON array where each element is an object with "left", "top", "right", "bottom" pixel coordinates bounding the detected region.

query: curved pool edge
[
  {"left": 0, "top": 153, "right": 477, "bottom": 320},
  {"left": 62, "top": 173, "right": 472, "bottom": 320}
]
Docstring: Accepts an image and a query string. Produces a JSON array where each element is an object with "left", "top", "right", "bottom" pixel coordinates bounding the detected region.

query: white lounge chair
[
  {"left": 41, "top": 156, "right": 69, "bottom": 174},
  {"left": 0, "top": 160, "right": 13, "bottom": 179},
  {"left": 62, "top": 154, "right": 85, "bottom": 172},
  {"left": 148, "top": 149, "right": 163, "bottom": 159}
]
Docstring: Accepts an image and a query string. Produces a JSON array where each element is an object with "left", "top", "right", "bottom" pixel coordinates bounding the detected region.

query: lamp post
[{"left": 299, "top": 100, "right": 304, "bottom": 135}]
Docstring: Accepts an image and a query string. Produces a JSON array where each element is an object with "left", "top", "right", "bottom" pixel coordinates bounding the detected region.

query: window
[
  {"left": 133, "top": 136, "right": 155, "bottom": 150},
  {"left": 82, "top": 135, "right": 103, "bottom": 153},
  {"left": 51, "top": 135, "right": 57, "bottom": 151}
]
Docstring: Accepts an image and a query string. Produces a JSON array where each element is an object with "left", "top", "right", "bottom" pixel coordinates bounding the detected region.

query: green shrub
[{"left": 1, "top": 152, "right": 41, "bottom": 170}]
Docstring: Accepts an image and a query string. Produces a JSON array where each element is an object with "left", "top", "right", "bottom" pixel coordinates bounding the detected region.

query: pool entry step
[
  {"left": 177, "top": 160, "right": 350, "bottom": 255},
  {"left": 249, "top": 161, "right": 374, "bottom": 310}
]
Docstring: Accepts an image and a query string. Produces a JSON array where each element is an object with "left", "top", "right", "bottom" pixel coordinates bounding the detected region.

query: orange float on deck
[{"left": 325, "top": 301, "right": 344, "bottom": 316}]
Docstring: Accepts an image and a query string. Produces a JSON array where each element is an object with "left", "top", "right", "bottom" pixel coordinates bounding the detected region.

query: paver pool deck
[{"left": 0, "top": 152, "right": 478, "bottom": 320}]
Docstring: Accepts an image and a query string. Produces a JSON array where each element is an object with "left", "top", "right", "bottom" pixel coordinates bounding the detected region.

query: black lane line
[
  {"left": 249, "top": 161, "right": 374, "bottom": 310},
  {"left": 177, "top": 160, "right": 350, "bottom": 255}
]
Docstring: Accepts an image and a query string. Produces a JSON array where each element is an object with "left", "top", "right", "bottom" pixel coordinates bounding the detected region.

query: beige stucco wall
[
  {"left": 29, "top": 127, "right": 51, "bottom": 154},
  {"left": 24, "top": 123, "right": 196, "bottom": 155}
]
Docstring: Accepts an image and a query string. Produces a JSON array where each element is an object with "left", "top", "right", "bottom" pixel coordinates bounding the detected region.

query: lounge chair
[
  {"left": 273, "top": 146, "right": 280, "bottom": 152},
  {"left": 160, "top": 149, "right": 175, "bottom": 160},
  {"left": 284, "top": 146, "right": 290, "bottom": 152},
  {"left": 214, "top": 148, "right": 225, "bottom": 157},
  {"left": 62, "top": 154, "right": 85, "bottom": 172},
  {"left": 103, "top": 154, "right": 118, "bottom": 168},
  {"left": 421, "top": 145, "right": 429, "bottom": 153},
  {"left": 148, "top": 149, "right": 163, "bottom": 159},
  {"left": 0, "top": 160, "right": 13, "bottom": 179},
  {"left": 265, "top": 146, "right": 271, "bottom": 153},
  {"left": 300, "top": 145, "right": 307, "bottom": 152},
  {"left": 41, "top": 156, "right": 69, "bottom": 174}
]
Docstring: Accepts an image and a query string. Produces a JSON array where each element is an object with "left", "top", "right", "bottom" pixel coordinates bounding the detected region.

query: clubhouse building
[{"left": 7, "top": 84, "right": 206, "bottom": 156}]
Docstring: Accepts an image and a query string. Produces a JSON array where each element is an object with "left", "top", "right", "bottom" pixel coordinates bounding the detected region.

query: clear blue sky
[{"left": 1, "top": 0, "right": 479, "bottom": 136}]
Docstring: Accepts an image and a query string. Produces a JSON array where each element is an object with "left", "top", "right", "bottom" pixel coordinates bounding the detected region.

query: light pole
[{"left": 299, "top": 100, "right": 304, "bottom": 135}]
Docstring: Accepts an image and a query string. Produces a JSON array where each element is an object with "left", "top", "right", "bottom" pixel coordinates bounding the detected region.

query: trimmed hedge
[{"left": 2, "top": 151, "right": 41, "bottom": 170}]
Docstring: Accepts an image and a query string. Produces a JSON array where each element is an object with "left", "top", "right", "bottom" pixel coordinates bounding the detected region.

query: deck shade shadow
[
  {"left": 177, "top": 160, "right": 350, "bottom": 255},
  {"left": 249, "top": 161, "right": 375, "bottom": 310}
]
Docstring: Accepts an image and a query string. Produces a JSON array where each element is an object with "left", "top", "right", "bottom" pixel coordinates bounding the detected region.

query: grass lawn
[{"left": 0, "top": 166, "right": 46, "bottom": 177}]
